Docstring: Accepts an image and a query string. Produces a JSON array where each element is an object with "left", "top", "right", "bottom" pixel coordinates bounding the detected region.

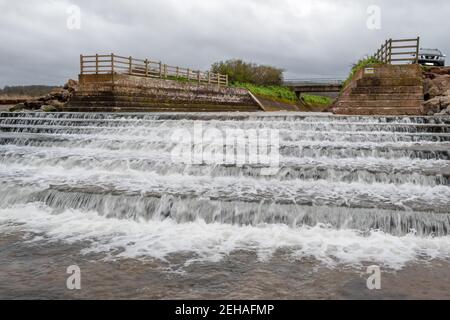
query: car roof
[{"left": 420, "top": 48, "right": 442, "bottom": 55}]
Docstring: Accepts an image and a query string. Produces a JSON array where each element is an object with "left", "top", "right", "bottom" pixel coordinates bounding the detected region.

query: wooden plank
[
  {"left": 391, "top": 38, "right": 419, "bottom": 43},
  {"left": 390, "top": 58, "right": 417, "bottom": 61}
]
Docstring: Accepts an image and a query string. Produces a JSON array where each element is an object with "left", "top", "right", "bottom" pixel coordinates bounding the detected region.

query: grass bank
[{"left": 232, "top": 82, "right": 333, "bottom": 107}]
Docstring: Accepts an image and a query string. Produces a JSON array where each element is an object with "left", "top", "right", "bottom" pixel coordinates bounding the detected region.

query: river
[{"left": 0, "top": 112, "right": 449, "bottom": 299}]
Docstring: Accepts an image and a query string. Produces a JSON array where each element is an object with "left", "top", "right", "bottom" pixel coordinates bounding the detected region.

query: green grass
[
  {"left": 342, "top": 57, "right": 384, "bottom": 89},
  {"left": 301, "top": 94, "right": 333, "bottom": 106},
  {"left": 233, "top": 82, "right": 333, "bottom": 107},
  {"left": 232, "top": 82, "right": 298, "bottom": 103}
]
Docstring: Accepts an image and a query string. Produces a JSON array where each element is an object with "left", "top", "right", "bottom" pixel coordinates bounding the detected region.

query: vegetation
[
  {"left": 301, "top": 94, "right": 333, "bottom": 106},
  {"left": 342, "top": 57, "right": 383, "bottom": 89},
  {"left": 211, "top": 59, "right": 283, "bottom": 86},
  {"left": 233, "top": 82, "right": 297, "bottom": 102},
  {"left": 233, "top": 82, "right": 333, "bottom": 107},
  {"left": 0, "top": 85, "right": 59, "bottom": 97}
]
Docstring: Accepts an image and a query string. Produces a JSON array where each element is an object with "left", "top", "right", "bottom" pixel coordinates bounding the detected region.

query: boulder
[
  {"left": 24, "top": 100, "right": 43, "bottom": 110},
  {"left": 428, "top": 67, "right": 450, "bottom": 76},
  {"left": 47, "top": 99, "right": 65, "bottom": 110},
  {"left": 9, "top": 103, "right": 26, "bottom": 112},
  {"left": 40, "top": 105, "right": 59, "bottom": 112},
  {"left": 64, "top": 79, "right": 78, "bottom": 92},
  {"left": 422, "top": 95, "right": 450, "bottom": 114},
  {"left": 423, "top": 75, "right": 450, "bottom": 99},
  {"left": 437, "top": 106, "right": 450, "bottom": 115}
]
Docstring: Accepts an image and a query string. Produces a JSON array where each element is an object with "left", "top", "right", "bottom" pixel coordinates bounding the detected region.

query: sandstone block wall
[
  {"left": 332, "top": 64, "right": 424, "bottom": 115},
  {"left": 64, "top": 74, "right": 262, "bottom": 112}
]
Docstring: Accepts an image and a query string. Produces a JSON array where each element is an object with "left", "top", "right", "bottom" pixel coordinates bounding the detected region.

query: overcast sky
[{"left": 0, "top": 0, "right": 448, "bottom": 87}]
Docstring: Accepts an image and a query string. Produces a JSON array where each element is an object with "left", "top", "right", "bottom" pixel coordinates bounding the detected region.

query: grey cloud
[{"left": 0, "top": 0, "right": 448, "bottom": 87}]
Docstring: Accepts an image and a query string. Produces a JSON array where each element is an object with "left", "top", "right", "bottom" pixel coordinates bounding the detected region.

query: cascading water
[{"left": 0, "top": 112, "right": 449, "bottom": 270}]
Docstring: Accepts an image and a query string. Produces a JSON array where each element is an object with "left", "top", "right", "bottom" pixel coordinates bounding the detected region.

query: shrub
[
  {"left": 211, "top": 59, "right": 284, "bottom": 86},
  {"left": 342, "top": 57, "right": 383, "bottom": 89}
]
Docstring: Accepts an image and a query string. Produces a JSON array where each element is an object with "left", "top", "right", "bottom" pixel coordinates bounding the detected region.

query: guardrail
[
  {"left": 284, "top": 78, "right": 345, "bottom": 86},
  {"left": 80, "top": 54, "right": 228, "bottom": 86},
  {"left": 372, "top": 37, "right": 420, "bottom": 64}
]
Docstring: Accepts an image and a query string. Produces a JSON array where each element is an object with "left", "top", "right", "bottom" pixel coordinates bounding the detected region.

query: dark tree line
[
  {"left": 0, "top": 85, "right": 60, "bottom": 96},
  {"left": 211, "top": 59, "right": 284, "bottom": 86}
]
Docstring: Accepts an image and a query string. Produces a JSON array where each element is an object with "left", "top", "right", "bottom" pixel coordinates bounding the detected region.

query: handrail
[
  {"left": 284, "top": 78, "right": 345, "bottom": 86},
  {"left": 80, "top": 53, "right": 229, "bottom": 86},
  {"left": 372, "top": 37, "right": 420, "bottom": 64}
]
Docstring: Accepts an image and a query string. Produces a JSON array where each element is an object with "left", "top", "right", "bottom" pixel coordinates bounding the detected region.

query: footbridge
[{"left": 284, "top": 78, "right": 344, "bottom": 97}]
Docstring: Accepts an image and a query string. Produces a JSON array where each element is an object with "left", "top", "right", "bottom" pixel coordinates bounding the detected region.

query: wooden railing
[
  {"left": 80, "top": 54, "right": 229, "bottom": 86},
  {"left": 373, "top": 37, "right": 420, "bottom": 64}
]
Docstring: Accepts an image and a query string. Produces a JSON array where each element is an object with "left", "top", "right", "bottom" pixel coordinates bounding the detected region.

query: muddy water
[{"left": 1, "top": 232, "right": 449, "bottom": 300}]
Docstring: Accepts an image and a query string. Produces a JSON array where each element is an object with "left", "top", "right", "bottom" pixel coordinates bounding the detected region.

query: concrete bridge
[{"left": 284, "top": 78, "right": 344, "bottom": 97}]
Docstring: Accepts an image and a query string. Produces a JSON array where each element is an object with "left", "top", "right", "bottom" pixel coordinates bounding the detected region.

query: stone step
[
  {"left": 351, "top": 86, "right": 423, "bottom": 95},
  {"left": 368, "top": 65, "right": 422, "bottom": 78},
  {"left": 346, "top": 93, "right": 424, "bottom": 101},
  {"left": 335, "top": 99, "right": 422, "bottom": 108},
  {"left": 357, "top": 77, "right": 423, "bottom": 87},
  {"left": 71, "top": 94, "right": 255, "bottom": 105},
  {"left": 64, "top": 100, "right": 261, "bottom": 112},
  {"left": 63, "top": 106, "right": 261, "bottom": 113},
  {"left": 333, "top": 107, "right": 422, "bottom": 116}
]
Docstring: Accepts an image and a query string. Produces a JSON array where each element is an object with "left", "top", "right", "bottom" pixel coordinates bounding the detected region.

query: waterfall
[{"left": 0, "top": 112, "right": 448, "bottom": 237}]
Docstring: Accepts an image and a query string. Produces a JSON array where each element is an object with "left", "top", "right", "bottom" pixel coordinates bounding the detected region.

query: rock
[
  {"left": 437, "top": 107, "right": 450, "bottom": 115},
  {"left": 24, "top": 100, "right": 43, "bottom": 110},
  {"left": 429, "top": 67, "right": 450, "bottom": 75},
  {"left": 49, "top": 89, "right": 71, "bottom": 102},
  {"left": 9, "top": 103, "right": 26, "bottom": 112},
  {"left": 423, "top": 75, "right": 450, "bottom": 99},
  {"left": 422, "top": 95, "right": 450, "bottom": 115},
  {"left": 64, "top": 79, "right": 78, "bottom": 92},
  {"left": 40, "top": 105, "right": 59, "bottom": 112},
  {"left": 47, "top": 99, "right": 65, "bottom": 110}
]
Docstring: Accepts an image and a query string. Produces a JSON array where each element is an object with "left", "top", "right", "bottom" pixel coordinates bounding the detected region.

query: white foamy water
[
  {"left": 0, "top": 112, "right": 449, "bottom": 270},
  {"left": 1, "top": 203, "right": 449, "bottom": 270}
]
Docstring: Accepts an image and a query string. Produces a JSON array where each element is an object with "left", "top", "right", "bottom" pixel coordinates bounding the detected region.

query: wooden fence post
[
  {"left": 145, "top": 59, "right": 149, "bottom": 77},
  {"left": 197, "top": 70, "right": 201, "bottom": 84},
  {"left": 226, "top": 74, "right": 228, "bottom": 86},
  {"left": 111, "top": 53, "right": 115, "bottom": 89},
  {"left": 388, "top": 39, "right": 392, "bottom": 64},
  {"left": 164, "top": 64, "right": 167, "bottom": 78},
  {"left": 95, "top": 54, "right": 99, "bottom": 74},
  {"left": 207, "top": 72, "right": 211, "bottom": 84},
  {"left": 159, "top": 62, "right": 162, "bottom": 78},
  {"left": 80, "top": 54, "right": 83, "bottom": 75},
  {"left": 176, "top": 66, "right": 179, "bottom": 78},
  {"left": 111, "top": 53, "right": 114, "bottom": 74},
  {"left": 384, "top": 40, "right": 388, "bottom": 63},
  {"left": 187, "top": 68, "right": 190, "bottom": 81},
  {"left": 129, "top": 56, "right": 132, "bottom": 74},
  {"left": 416, "top": 36, "right": 420, "bottom": 64}
]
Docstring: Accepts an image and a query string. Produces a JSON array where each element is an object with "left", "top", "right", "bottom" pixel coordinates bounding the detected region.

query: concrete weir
[{"left": 65, "top": 74, "right": 263, "bottom": 112}]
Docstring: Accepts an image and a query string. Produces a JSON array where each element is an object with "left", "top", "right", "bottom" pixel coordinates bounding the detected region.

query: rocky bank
[
  {"left": 9, "top": 80, "right": 78, "bottom": 112},
  {"left": 422, "top": 67, "right": 450, "bottom": 115}
]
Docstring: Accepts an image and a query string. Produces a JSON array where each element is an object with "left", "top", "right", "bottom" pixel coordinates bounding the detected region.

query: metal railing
[
  {"left": 80, "top": 54, "right": 228, "bottom": 86},
  {"left": 284, "top": 78, "right": 345, "bottom": 86},
  {"left": 373, "top": 37, "right": 420, "bottom": 64}
]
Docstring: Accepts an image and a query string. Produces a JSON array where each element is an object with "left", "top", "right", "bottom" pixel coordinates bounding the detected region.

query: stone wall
[
  {"left": 65, "top": 74, "right": 262, "bottom": 112},
  {"left": 332, "top": 64, "right": 424, "bottom": 115}
]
